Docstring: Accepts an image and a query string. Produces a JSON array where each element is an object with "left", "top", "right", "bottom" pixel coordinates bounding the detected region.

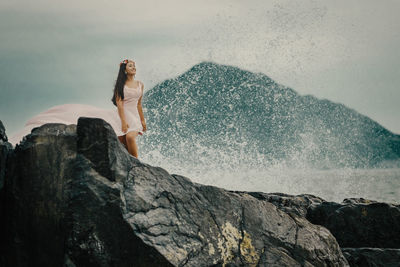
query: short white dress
[{"left": 8, "top": 81, "right": 144, "bottom": 146}]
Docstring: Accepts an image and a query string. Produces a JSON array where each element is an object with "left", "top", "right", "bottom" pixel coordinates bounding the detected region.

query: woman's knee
[{"left": 126, "top": 132, "right": 138, "bottom": 143}]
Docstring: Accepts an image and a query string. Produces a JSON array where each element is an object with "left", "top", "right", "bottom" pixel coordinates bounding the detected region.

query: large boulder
[{"left": 1, "top": 118, "right": 349, "bottom": 266}]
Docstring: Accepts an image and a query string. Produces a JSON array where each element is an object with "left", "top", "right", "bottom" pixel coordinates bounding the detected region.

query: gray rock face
[
  {"left": 0, "top": 118, "right": 350, "bottom": 266},
  {"left": 306, "top": 198, "right": 400, "bottom": 248},
  {"left": 127, "top": 173, "right": 347, "bottom": 266},
  {"left": 233, "top": 191, "right": 325, "bottom": 218}
]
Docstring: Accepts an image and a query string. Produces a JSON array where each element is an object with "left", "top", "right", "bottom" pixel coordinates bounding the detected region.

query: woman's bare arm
[
  {"left": 137, "top": 82, "right": 145, "bottom": 123},
  {"left": 116, "top": 94, "right": 127, "bottom": 124}
]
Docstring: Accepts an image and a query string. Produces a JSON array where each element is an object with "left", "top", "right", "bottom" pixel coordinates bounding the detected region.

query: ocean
[{"left": 140, "top": 151, "right": 400, "bottom": 204}]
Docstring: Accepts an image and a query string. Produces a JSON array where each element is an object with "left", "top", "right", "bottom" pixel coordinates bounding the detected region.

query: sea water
[{"left": 141, "top": 152, "right": 400, "bottom": 204}]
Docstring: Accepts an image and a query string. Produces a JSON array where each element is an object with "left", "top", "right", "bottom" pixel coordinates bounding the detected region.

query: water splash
[{"left": 138, "top": 61, "right": 400, "bottom": 203}]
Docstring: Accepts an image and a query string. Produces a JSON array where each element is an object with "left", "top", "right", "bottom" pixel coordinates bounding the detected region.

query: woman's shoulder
[{"left": 136, "top": 80, "right": 144, "bottom": 87}]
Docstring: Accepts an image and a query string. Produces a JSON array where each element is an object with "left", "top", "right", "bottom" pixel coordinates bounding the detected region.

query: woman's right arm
[
  {"left": 116, "top": 96, "right": 129, "bottom": 132},
  {"left": 116, "top": 99, "right": 126, "bottom": 122}
]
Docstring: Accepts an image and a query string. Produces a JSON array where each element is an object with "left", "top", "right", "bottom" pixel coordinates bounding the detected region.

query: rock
[
  {"left": 0, "top": 120, "right": 12, "bottom": 190},
  {"left": 76, "top": 117, "right": 133, "bottom": 182},
  {"left": 0, "top": 120, "right": 12, "bottom": 266},
  {"left": 3, "top": 120, "right": 172, "bottom": 267},
  {"left": 0, "top": 121, "right": 7, "bottom": 142},
  {"left": 342, "top": 198, "right": 379, "bottom": 204},
  {"left": 138, "top": 174, "right": 348, "bottom": 266},
  {"left": 342, "top": 248, "right": 400, "bottom": 267},
  {"left": 1, "top": 118, "right": 349, "bottom": 266},
  {"left": 233, "top": 191, "right": 325, "bottom": 217},
  {"left": 307, "top": 199, "right": 400, "bottom": 248},
  {"left": 3, "top": 123, "right": 78, "bottom": 267}
]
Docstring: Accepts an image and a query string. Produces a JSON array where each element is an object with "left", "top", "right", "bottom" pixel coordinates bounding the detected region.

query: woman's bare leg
[
  {"left": 118, "top": 135, "right": 128, "bottom": 149},
  {"left": 126, "top": 131, "right": 139, "bottom": 158}
]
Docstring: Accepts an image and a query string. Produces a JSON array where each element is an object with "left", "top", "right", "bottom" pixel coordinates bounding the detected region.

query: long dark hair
[{"left": 111, "top": 59, "right": 129, "bottom": 106}]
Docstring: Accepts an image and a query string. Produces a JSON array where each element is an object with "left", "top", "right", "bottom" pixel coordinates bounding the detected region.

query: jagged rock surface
[
  {"left": 0, "top": 118, "right": 350, "bottom": 266},
  {"left": 235, "top": 191, "right": 400, "bottom": 266}
]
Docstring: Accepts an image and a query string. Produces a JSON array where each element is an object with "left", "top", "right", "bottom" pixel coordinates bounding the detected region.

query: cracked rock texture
[{"left": 0, "top": 118, "right": 395, "bottom": 266}]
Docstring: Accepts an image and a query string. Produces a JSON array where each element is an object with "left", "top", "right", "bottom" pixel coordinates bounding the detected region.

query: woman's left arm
[{"left": 137, "top": 81, "right": 147, "bottom": 131}]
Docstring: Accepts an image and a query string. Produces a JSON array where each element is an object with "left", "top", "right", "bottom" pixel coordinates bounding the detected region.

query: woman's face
[{"left": 125, "top": 60, "right": 136, "bottom": 76}]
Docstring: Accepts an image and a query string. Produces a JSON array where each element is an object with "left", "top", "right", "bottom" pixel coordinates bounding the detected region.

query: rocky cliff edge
[{"left": 0, "top": 119, "right": 399, "bottom": 267}]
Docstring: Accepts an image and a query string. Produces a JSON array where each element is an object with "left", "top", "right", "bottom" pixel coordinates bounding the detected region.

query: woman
[
  {"left": 8, "top": 58, "right": 147, "bottom": 158},
  {"left": 112, "top": 59, "right": 147, "bottom": 158}
]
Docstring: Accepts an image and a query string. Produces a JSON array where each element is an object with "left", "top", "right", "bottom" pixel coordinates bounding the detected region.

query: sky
[{"left": 1, "top": 0, "right": 399, "bottom": 136}]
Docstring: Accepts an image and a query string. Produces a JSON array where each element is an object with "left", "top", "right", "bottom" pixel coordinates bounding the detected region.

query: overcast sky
[{"left": 1, "top": 0, "right": 399, "bottom": 136}]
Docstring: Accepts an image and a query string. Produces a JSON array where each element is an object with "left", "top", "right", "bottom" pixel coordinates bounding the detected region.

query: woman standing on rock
[
  {"left": 8, "top": 58, "right": 147, "bottom": 159},
  {"left": 112, "top": 59, "right": 147, "bottom": 158}
]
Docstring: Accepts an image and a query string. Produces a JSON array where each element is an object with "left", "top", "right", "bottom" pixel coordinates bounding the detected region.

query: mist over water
[{"left": 140, "top": 146, "right": 400, "bottom": 204}]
